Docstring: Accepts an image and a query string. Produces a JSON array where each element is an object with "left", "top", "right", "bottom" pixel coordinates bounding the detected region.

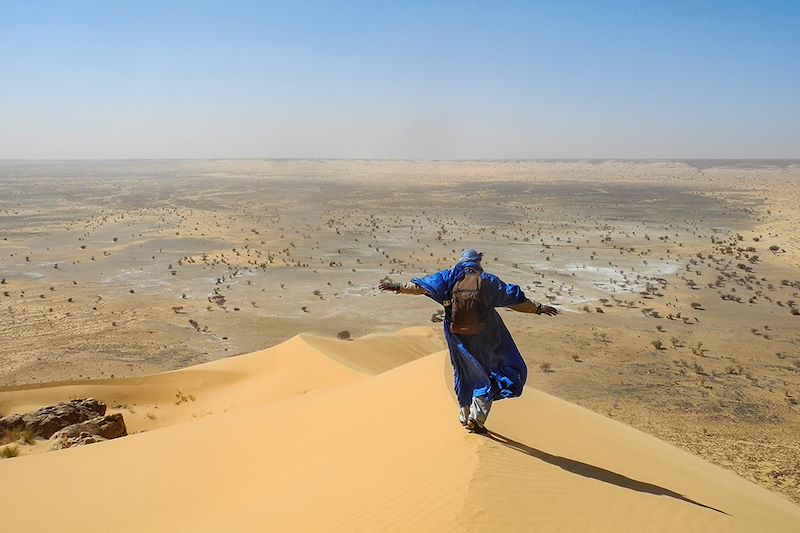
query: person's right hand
[
  {"left": 539, "top": 305, "right": 558, "bottom": 316},
  {"left": 378, "top": 281, "right": 400, "bottom": 292}
]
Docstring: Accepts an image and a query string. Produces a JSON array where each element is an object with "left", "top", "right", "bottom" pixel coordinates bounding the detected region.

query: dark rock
[
  {"left": 51, "top": 431, "right": 107, "bottom": 450},
  {"left": 0, "top": 398, "right": 106, "bottom": 439},
  {"left": 51, "top": 413, "right": 126, "bottom": 441},
  {"left": 50, "top": 413, "right": 127, "bottom": 450}
]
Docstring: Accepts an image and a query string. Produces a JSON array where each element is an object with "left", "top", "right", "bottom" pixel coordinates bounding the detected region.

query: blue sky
[{"left": 1, "top": 1, "right": 798, "bottom": 158}]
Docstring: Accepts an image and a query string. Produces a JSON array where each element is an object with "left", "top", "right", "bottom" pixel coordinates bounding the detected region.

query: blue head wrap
[{"left": 460, "top": 249, "right": 483, "bottom": 263}]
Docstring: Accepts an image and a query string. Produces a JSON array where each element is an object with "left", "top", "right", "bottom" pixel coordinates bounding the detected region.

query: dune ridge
[{"left": 1, "top": 329, "right": 798, "bottom": 532}]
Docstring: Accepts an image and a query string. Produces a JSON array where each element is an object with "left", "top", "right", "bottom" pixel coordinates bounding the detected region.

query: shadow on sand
[{"left": 486, "top": 431, "right": 729, "bottom": 516}]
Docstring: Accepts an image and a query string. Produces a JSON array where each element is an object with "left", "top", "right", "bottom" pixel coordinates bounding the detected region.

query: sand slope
[{"left": 1, "top": 329, "right": 798, "bottom": 532}]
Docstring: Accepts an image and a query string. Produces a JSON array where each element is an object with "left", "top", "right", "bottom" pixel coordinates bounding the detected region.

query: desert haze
[{"left": 1, "top": 159, "right": 799, "bottom": 531}]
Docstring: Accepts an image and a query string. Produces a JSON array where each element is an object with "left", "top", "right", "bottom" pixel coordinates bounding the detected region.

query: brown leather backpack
[{"left": 449, "top": 272, "right": 488, "bottom": 335}]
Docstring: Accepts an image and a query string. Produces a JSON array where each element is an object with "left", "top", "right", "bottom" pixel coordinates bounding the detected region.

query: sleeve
[
  {"left": 483, "top": 274, "right": 528, "bottom": 308},
  {"left": 397, "top": 282, "right": 426, "bottom": 295},
  {"left": 410, "top": 270, "right": 452, "bottom": 305},
  {"left": 509, "top": 299, "right": 542, "bottom": 314}
]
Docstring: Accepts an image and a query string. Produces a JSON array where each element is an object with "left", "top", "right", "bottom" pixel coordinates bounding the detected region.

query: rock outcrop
[
  {"left": 0, "top": 398, "right": 106, "bottom": 438},
  {"left": 50, "top": 413, "right": 127, "bottom": 450}
]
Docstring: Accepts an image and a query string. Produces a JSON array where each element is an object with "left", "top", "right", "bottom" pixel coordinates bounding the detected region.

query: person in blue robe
[{"left": 379, "top": 249, "right": 557, "bottom": 433}]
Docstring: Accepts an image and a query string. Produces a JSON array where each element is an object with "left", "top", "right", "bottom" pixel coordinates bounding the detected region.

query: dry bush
[
  {"left": 1, "top": 427, "right": 37, "bottom": 446},
  {"left": 0, "top": 444, "right": 20, "bottom": 458},
  {"left": 651, "top": 339, "right": 665, "bottom": 350},
  {"left": 593, "top": 331, "right": 610, "bottom": 343}
]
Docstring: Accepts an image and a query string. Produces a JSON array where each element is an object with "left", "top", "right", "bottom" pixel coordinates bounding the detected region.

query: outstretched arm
[
  {"left": 378, "top": 281, "right": 427, "bottom": 295},
  {"left": 483, "top": 275, "right": 557, "bottom": 316},
  {"left": 509, "top": 298, "right": 558, "bottom": 316}
]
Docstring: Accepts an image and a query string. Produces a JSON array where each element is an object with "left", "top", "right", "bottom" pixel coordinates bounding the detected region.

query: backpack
[{"left": 449, "top": 271, "right": 488, "bottom": 336}]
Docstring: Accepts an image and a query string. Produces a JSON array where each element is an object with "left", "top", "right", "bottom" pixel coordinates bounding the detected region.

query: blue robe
[{"left": 412, "top": 261, "right": 528, "bottom": 408}]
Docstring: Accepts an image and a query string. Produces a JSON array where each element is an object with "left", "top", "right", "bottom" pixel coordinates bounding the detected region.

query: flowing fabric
[{"left": 412, "top": 261, "right": 528, "bottom": 408}]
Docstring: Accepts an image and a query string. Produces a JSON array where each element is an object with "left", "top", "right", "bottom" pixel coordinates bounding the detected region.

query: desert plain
[{"left": 1, "top": 159, "right": 799, "bottom": 531}]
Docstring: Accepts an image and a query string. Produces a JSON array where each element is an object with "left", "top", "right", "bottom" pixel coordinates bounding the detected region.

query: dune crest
[{"left": 1, "top": 329, "right": 798, "bottom": 532}]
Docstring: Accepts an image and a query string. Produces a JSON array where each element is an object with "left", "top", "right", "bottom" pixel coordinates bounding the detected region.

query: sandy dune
[
  {"left": 1, "top": 328, "right": 798, "bottom": 532},
  {"left": 3, "top": 160, "right": 800, "bottom": 503}
]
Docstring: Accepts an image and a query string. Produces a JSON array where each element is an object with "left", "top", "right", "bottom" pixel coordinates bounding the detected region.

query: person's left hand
[
  {"left": 539, "top": 305, "right": 558, "bottom": 316},
  {"left": 378, "top": 281, "right": 400, "bottom": 292}
]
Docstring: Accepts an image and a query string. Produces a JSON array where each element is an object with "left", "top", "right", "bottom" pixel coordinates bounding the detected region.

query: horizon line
[{"left": 1, "top": 157, "right": 798, "bottom": 163}]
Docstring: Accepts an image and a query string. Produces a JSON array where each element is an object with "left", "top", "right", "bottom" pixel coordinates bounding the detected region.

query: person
[{"left": 379, "top": 249, "right": 557, "bottom": 434}]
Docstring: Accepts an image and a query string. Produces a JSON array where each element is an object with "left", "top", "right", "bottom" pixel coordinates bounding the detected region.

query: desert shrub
[
  {"left": 539, "top": 362, "right": 553, "bottom": 373},
  {"left": 651, "top": 340, "right": 664, "bottom": 350},
  {"left": 0, "top": 444, "right": 20, "bottom": 458},
  {"left": 174, "top": 391, "right": 195, "bottom": 405},
  {"left": 1, "top": 427, "right": 37, "bottom": 445},
  {"left": 593, "top": 331, "right": 610, "bottom": 343},
  {"left": 337, "top": 330, "right": 352, "bottom": 340}
]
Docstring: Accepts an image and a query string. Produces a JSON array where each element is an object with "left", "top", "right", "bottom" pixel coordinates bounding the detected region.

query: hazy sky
[{"left": 1, "top": 1, "right": 798, "bottom": 159}]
